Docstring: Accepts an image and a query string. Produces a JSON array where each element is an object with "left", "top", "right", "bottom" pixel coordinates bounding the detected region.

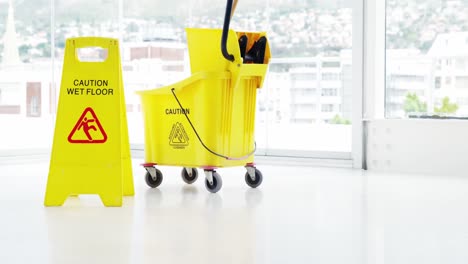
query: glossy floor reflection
[{"left": 0, "top": 159, "right": 468, "bottom": 264}]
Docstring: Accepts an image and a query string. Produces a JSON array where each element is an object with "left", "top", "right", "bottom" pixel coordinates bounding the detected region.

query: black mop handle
[{"left": 221, "top": 0, "right": 235, "bottom": 62}]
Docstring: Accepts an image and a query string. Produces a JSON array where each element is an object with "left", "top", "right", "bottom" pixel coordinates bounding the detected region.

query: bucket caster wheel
[
  {"left": 145, "top": 167, "right": 163, "bottom": 188},
  {"left": 204, "top": 170, "right": 222, "bottom": 193},
  {"left": 181, "top": 167, "right": 198, "bottom": 184},
  {"left": 245, "top": 167, "right": 263, "bottom": 188}
]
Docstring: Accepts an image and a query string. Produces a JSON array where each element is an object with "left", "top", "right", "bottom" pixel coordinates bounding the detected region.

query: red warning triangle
[{"left": 68, "top": 107, "right": 107, "bottom": 143}]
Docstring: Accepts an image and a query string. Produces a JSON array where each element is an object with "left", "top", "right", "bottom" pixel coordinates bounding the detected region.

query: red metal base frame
[{"left": 141, "top": 163, "right": 157, "bottom": 167}]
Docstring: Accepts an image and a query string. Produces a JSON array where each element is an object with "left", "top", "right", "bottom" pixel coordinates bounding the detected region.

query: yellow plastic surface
[
  {"left": 44, "top": 37, "right": 134, "bottom": 207},
  {"left": 186, "top": 28, "right": 271, "bottom": 89},
  {"left": 137, "top": 28, "right": 270, "bottom": 168}
]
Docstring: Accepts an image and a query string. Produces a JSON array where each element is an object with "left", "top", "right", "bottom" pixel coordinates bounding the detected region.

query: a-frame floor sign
[{"left": 45, "top": 37, "right": 134, "bottom": 207}]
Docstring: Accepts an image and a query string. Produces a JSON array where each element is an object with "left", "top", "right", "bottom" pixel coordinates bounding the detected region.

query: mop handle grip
[{"left": 231, "top": 0, "right": 239, "bottom": 18}]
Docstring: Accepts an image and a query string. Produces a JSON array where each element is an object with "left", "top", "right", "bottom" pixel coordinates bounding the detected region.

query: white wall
[{"left": 366, "top": 119, "right": 468, "bottom": 175}]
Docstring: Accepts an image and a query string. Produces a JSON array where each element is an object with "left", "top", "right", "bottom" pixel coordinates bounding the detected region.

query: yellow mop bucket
[{"left": 137, "top": 0, "right": 270, "bottom": 193}]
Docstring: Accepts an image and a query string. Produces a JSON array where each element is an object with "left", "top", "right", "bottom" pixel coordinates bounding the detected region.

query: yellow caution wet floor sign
[{"left": 44, "top": 37, "right": 134, "bottom": 207}]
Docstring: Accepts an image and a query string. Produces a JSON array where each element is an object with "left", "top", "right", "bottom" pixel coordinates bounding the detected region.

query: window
[
  {"left": 322, "top": 88, "right": 338, "bottom": 96},
  {"left": 30, "top": 96, "right": 39, "bottom": 116},
  {"left": 321, "top": 104, "right": 334, "bottom": 112},
  {"left": 0, "top": 0, "right": 357, "bottom": 156},
  {"left": 445, "top": 77, "right": 452, "bottom": 86},
  {"left": 386, "top": 0, "right": 468, "bottom": 118},
  {"left": 26, "top": 82, "right": 41, "bottom": 117},
  {"left": 435, "top": 77, "right": 441, "bottom": 89},
  {"left": 322, "top": 73, "right": 341, "bottom": 81},
  {"left": 255, "top": 1, "right": 354, "bottom": 153},
  {"left": 292, "top": 88, "right": 317, "bottom": 97}
]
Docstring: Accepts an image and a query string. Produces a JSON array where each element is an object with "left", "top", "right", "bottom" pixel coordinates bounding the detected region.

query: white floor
[{"left": 1, "top": 158, "right": 468, "bottom": 264}]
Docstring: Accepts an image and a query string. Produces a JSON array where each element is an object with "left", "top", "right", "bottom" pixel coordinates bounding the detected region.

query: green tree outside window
[
  {"left": 404, "top": 93, "right": 459, "bottom": 115},
  {"left": 434, "top": 96, "right": 458, "bottom": 114},
  {"left": 330, "top": 114, "right": 351, "bottom": 125},
  {"left": 404, "top": 93, "right": 427, "bottom": 113}
]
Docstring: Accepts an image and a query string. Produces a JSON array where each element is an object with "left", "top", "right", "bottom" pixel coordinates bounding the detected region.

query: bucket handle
[
  {"left": 221, "top": 0, "right": 237, "bottom": 62},
  {"left": 171, "top": 88, "right": 256, "bottom": 160}
]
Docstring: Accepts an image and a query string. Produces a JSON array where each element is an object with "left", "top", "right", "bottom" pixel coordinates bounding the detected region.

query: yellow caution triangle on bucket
[{"left": 44, "top": 37, "right": 134, "bottom": 207}]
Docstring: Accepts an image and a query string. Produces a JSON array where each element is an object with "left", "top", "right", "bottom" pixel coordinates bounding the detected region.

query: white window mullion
[{"left": 352, "top": 0, "right": 365, "bottom": 168}]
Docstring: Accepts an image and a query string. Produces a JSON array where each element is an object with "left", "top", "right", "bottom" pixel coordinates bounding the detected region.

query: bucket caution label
[
  {"left": 68, "top": 107, "right": 107, "bottom": 143},
  {"left": 165, "top": 108, "right": 190, "bottom": 115},
  {"left": 169, "top": 122, "right": 189, "bottom": 149}
]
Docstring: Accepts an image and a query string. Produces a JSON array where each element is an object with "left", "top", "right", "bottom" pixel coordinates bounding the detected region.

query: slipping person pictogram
[
  {"left": 78, "top": 117, "right": 97, "bottom": 141},
  {"left": 68, "top": 107, "right": 107, "bottom": 143}
]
